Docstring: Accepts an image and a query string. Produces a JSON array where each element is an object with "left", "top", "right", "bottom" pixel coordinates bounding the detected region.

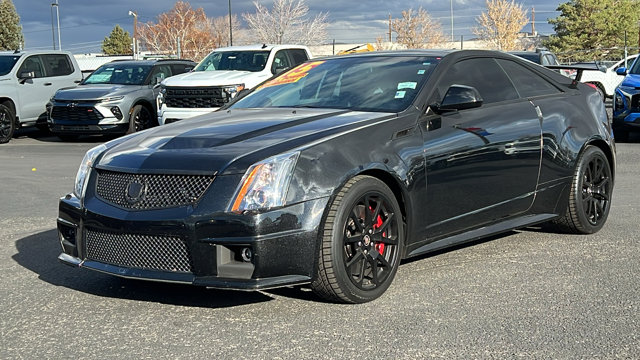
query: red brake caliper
[{"left": 370, "top": 206, "right": 385, "bottom": 254}]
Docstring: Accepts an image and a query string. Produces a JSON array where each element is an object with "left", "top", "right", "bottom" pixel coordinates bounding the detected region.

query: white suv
[
  {"left": 157, "top": 44, "right": 311, "bottom": 125},
  {"left": 0, "top": 50, "right": 82, "bottom": 143}
]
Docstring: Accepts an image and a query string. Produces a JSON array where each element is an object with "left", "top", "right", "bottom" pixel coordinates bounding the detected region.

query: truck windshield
[
  {"left": 0, "top": 55, "right": 21, "bottom": 76},
  {"left": 194, "top": 51, "right": 271, "bottom": 72},
  {"left": 231, "top": 55, "right": 441, "bottom": 113},
  {"left": 83, "top": 63, "right": 152, "bottom": 85}
]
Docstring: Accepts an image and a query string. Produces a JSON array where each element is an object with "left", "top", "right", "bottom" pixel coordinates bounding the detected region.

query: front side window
[
  {"left": 436, "top": 58, "right": 518, "bottom": 104},
  {"left": 83, "top": 63, "right": 152, "bottom": 85},
  {"left": 194, "top": 51, "right": 270, "bottom": 72},
  {"left": 231, "top": 56, "right": 440, "bottom": 113},
  {"left": 18, "top": 55, "right": 45, "bottom": 78},
  {"left": 42, "top": 54, "right": 74, "bottom": 76},
  {"left": 0, "top": 55, "right": 21, "bottom": 76}
]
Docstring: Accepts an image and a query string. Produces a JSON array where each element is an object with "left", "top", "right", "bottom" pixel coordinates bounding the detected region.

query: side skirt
[{"left": 407, "top": 213, "right": 558, "bottom": 258}]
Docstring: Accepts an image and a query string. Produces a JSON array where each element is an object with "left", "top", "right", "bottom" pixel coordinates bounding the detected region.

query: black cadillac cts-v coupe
[{"left": 57, "top": 50, "right": 615, "bottom": 303}]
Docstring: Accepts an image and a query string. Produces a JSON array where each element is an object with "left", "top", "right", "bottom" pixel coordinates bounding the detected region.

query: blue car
[{"left": 613, "top": 55, "right": 640, "bottom": 141}]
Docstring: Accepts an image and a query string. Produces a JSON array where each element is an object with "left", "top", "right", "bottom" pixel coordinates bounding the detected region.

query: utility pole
[
  {"left": 50, "top": 4, "right": 56, "bottom": 49},
  {"left": 450, "top": 0, "right": 454, "bottom": 42},
  {"left": 228, "top": 0, "right": 233, "bottom": 46},
  {"left": 637, "top": 20, "right": 640, "bottom": 52},
  {"left": 52, "top": 0, "right": 61, "bottom": 50},
  {"left": 531, "top": 7, "right": 536, "bottom": 36},
  {"left": 388, "top": 14, "right": 392, "bottom": 42},
  {"left": 129, "top": 11, "right": 138, "bottom": 59}
]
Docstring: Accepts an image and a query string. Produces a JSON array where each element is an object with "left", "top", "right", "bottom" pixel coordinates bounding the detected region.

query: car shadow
[
  {"left": 12, "top": 229, "right": 277, "bottom": 308},
  {"left": 13, "top": 128, "right": 112, "bottom": 144}
]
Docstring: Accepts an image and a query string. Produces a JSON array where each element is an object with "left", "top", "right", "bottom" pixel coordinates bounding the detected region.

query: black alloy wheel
[
  {"left": 0, "top": 104, "right": 15, "bottom": 144},
  {"left": 552, "top": 146, "right": 612, "bottom": 234},
  {"left": 312, "top": 175, "right": 404, "bottom": 303},
  {"left": 128, "top": 105, "right": 153, "bottom": 133}
]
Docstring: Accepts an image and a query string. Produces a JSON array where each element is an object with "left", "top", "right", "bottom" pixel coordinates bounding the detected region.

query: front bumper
[
  {"left": 158, "top": 106, "right": 218, "bottom": 125},
  {"left": 613, "top": 87, "right": 640, "bottom": 131},
  {"left": 56, "top": 192, "right": 328, "bottom": 290},
  {"left": 48, "top": 101, "right": 130, "bottom": 135}
]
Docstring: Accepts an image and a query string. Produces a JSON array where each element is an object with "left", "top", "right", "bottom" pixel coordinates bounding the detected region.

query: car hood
[
  {"left": 54, "top": 84, "right": 143, "bottom": 101},
  {"left": 620, "top": 73, "right": 640, "bottom": 88},
  {"left": 162, "top": 70, "right": 271, "bottom": 88},
  {"left": 98, "top": 108, "right": 394, "bottom": 175}
]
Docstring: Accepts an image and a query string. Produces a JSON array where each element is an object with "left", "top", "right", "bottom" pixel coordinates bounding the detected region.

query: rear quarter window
[
  {"left": 289, "top": 49, "right": 309, "bottom": 66},
  {"left": 497, "top": 59, "right": 560, "bottom": 98}
]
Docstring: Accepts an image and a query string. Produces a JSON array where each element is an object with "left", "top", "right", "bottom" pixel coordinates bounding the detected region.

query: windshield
[
  {"left": 194, "top": 50, "right": 271, "bottom": 72},
  {"left": 630, "top": 57, "right": 640, "bottom": 74},
  {"left": 83, "top": 63, "right": 152, "bottom": 85},
  {"left": 230, "top": 56, "right": 441, "bottom": 113},
  {"left": 0, "top": 55, "right": 21, "bottom": 76}
]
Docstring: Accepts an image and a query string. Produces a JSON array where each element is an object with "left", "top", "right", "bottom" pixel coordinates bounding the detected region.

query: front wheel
[
  {"left": 312, "top": 176, "right": 404, "bottom": 303},
  {"left": 127, "top": 105, "right": 154, "bottom": 134},
  {"left": 0, "top": 104, "right": 15, "bottom": 144},
  {"left": 551, "top": 146, "right": 613, "bottom": 234}
]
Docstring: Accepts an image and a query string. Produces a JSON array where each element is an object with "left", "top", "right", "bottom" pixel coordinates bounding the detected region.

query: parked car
[
  {"left": 48, "top": 59, "right": 195, "bottom": 140},
  {"left": 578, "top": 54, "right": 638, "bottom": 99},
  {"left": 612, "top": 55, "right": 640, "bottom": 141},
  {"left": 57, "top": 50, "right": 614, "bottom": 303},
  {"left": 157, "top": 44, "right": 311, "bottom": 125},
  {"left": 0, "top": 50, "right": 82, "bottom": 144},
  {"left": 509, "top": 49, "right": 561, "bottom": 66}
]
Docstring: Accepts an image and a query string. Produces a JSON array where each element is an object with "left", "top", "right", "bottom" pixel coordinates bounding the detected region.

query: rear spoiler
[{"left": 545, "top": 63, "right": 606, "bottom": 82}]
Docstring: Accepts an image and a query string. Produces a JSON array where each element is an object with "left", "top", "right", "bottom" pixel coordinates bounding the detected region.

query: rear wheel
[
  {"left": 127, "top": 105, "right": 153, "bottom": 134},
  {"left": 0, "top": 104, "right": 15, "bottom": 144},
  {"left": 312, "top": 176, "right": 404, "bottom": 303},
  {"left": 552, "top": 146, "right": 612, "bottom": 234}
]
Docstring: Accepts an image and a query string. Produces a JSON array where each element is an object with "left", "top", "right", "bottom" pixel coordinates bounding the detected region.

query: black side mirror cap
[{"left": 432, "top": 84, "right": 484, "bottom": 114}]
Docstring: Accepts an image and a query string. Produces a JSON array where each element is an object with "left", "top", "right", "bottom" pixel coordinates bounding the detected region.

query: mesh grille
[
  {"left": 165, "top": 86, "right": 229, "bottom": 108},
  {"left": 96, "top": 169, "right": 214, "bottom": 210},
  {"left": 85, "top": 229, "right": 192, "bottom": 273},
  {"left": 51, "top": 106, "right": 105, "bottom": 121}
]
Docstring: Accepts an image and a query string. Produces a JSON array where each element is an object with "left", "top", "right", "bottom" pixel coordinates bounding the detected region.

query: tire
[
  {"left": 0, "top": 104, "right": 15, "bottom": 144},
  {"left": 311, "top": 175, "right": 404, "bottom": 303},
  {"left": 127, "top": 105, "right": 153, "bottom": 134},
  {"left": 551, "top": 146, "right": 612, "bottom": 234}
]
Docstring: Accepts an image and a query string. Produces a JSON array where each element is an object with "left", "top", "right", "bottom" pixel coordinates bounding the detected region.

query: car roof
[
  {"left": 0, "top": 50, "right": 73, "bottom": 56},
  {"left": 213, "top": 44, "right": 310, "bottom": 52},
  {"left": 104, "top": 59, "right": 195, "bottom": 66}
]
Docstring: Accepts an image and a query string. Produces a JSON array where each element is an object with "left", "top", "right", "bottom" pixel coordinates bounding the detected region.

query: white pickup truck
[
  {"left": 0, "top": 50, "right": 83, "bottom": 143},
  {"left": 157, "top": 44, "right": 312, "bottom": 125},
  {"left": 580, "top": 54, "right": 639, "bottom": 98}
]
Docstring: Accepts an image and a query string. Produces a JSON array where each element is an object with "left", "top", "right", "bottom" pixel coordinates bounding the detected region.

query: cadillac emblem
[{"left": 125, "top": 178, "right": 147, "bottom": 204}]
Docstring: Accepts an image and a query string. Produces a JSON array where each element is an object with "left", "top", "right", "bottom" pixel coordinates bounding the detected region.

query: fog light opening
[
  {"left": 240, "top": 247, "right": 253, "bottom": 262},
  {"left": 110, "top": 106, "right": 123, "bottom": 120}
]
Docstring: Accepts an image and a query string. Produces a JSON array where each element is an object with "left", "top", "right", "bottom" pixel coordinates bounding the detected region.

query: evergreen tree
[
  {"left": 545, "top": 0, "right": 640, "bottom": 61},
  {"left": 102, "top": 25, "right": 133, "bottom": 55},
  {"left": 0, "top": 0, "right": 24, "bottom": 51}
]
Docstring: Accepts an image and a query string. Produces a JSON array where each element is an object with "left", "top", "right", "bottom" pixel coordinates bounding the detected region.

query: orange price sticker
[{"left": 259, "top": 61, "right": 326, "bottom": 89}]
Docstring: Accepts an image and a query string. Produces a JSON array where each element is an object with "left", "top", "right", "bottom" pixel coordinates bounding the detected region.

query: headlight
[
  {"left": 157, "top": 87, "right": 166, "bottom": 109},
  {"left": 73, "top": 144, "right": 107, "bottom": 199},
  {"left": 100, "top": 96, "right": 124, "bottom": 103},
  {"left": 223, "top": 84, "right": 245, "bottom": 99},
  {"left": 228, "top": 152, "right": 299, "bottom": 213}
]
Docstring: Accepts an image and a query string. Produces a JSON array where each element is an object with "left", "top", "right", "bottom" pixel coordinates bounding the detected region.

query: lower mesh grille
[{"left": 85, "top": 229, "right": 192, "bottom": 273}]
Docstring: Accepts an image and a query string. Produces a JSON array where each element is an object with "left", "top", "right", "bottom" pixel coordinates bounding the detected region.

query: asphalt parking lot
[{"left": 1, "top": 127, "right": 639, "bottom": 359}]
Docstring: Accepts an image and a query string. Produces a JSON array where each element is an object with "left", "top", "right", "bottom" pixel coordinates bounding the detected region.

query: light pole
[
  {"left": 129, "top": 10, "right": 138, "bottom": 59},
  {"left": 51, "top": 0, "right": 61, "bottom": 50},
  {"left": 450, "top": 0, "right": 454, "bottom": 42},
  {"left": 228, "top": 0, "right": 233, "bottom": 46},
  {"left": 50, "top": 4, "right": 56, "bottom": 49}
]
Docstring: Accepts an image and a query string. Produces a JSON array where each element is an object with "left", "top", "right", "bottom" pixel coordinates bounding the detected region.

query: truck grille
[
  {"left": 164, "top": 86, "right": 229, "bottom": 108},
  {"left": 51, "top": 106, "right": 104, "bottom": 121},
  {"left": 95, "top": 169, "right": 214, "bottom": 210},
  {"left": 85, "top": 229, "right": 192, "bottom": 273}
]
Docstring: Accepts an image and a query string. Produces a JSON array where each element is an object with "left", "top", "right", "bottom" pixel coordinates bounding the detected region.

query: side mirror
[
  {"left": 616, "top": 67, "right": 627, "bottom": 76},
  {"left": 433, "top": 85, "right": 483, "bottom": 113},
  {"left": 18, "top": 71, "right": 35, "bottom": 80}
]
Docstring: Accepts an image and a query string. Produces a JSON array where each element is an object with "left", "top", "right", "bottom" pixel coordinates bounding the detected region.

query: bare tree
[
  {"left": 137, "top": 1, "right": 217, "bottom": 61},
  {"left": 392, "top": 7, "right": 446, "bottom": 49},
  {"left": 210, "top": 14, "right": 243, "bottom": 47},
  {"left": 243, "top": 0, "right": 328, "bottom": 45},
  {"left": 473, "top": 0, "right": 528, "bottom": 51}
]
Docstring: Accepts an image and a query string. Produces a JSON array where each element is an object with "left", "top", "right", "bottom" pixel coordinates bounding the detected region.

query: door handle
[{"left": 44, "top": 83, "right": 52, "bottom": 86}]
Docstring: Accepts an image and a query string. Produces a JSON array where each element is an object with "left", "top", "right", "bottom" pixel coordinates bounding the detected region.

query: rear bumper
[{"left": 56, "top": 193, "right": 328, "bottom": 290}]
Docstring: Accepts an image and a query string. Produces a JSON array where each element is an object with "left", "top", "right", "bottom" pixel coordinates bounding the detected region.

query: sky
[{"left": 14, "top": 0, "right": 564, "bottom": 53}]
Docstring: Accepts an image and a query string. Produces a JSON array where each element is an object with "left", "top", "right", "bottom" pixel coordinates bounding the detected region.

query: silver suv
[
  {"left": 0, "top": 50, "right": 82, "bottom": 144},
  {"left": 48, "top": 59, "right": 195, "bottom": 140}
]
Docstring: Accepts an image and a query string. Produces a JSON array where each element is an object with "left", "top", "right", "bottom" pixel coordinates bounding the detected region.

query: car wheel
[
  {"left": 127, "top": 105, "right": 153, "bottom": 134},
  {"left": 0, "top": 104, "right": 16, "bottom": 144},
  {"left": 552, "top": 146, "right": 612, "bottom": 234},
  {"left": 312, "top": 175, "right": 404, "bottom": 303}
]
